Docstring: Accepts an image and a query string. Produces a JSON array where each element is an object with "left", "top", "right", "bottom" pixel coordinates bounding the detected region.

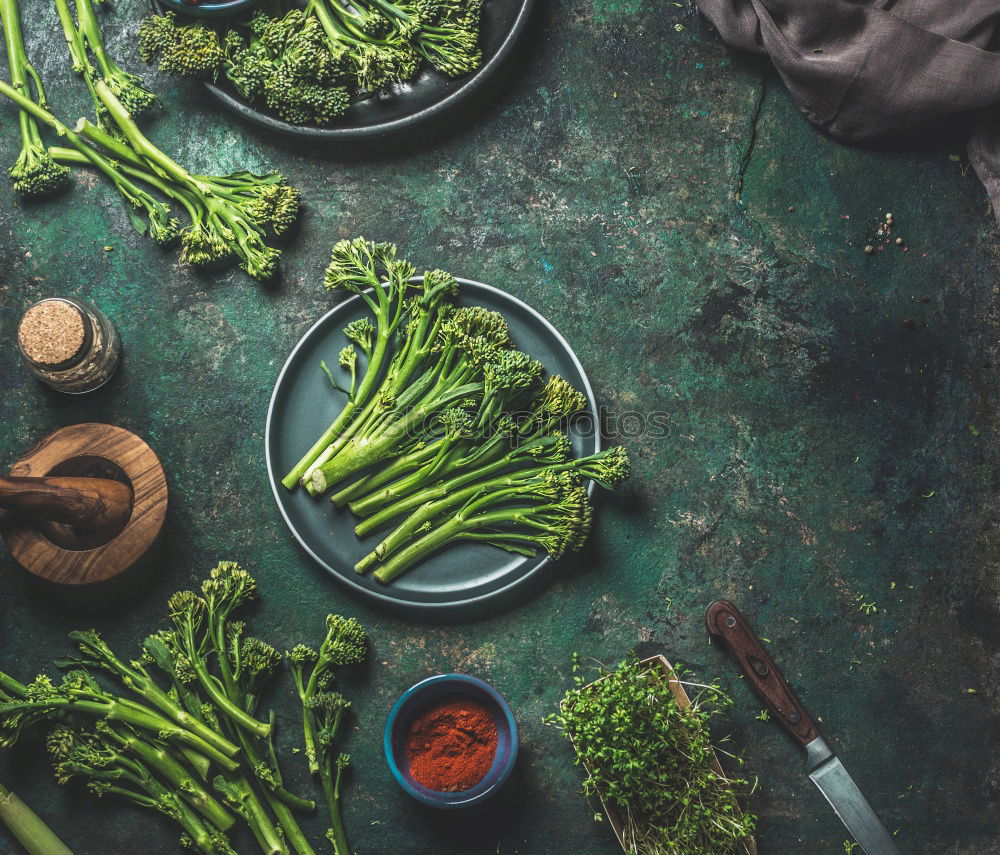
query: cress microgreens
[{"left": 545, "top": 654, "right": 757, "bottom": 855}]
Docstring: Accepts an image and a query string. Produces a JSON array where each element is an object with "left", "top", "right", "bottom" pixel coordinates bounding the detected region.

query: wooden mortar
[{"left": 1, "top": 424, "right": 168, "bottom": 585}]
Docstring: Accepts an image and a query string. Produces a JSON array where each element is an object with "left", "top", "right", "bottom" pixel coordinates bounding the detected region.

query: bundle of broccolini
[
  {"left": 0, "top": 0, "right": 300, "bottom": 280},
  {"left": 138, "top": 0, "right": 484, "bottom": 127},
  {"left": 282, "top": 238, "right": 630, "bottom": 584},
  {"left": 0, "top": 562, "right": 367, "bottom": 855}
]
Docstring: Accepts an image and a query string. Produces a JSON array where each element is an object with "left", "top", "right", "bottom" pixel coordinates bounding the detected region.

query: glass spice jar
[{"left": 16, "top": 297, "right": 121, "bottom": 394}]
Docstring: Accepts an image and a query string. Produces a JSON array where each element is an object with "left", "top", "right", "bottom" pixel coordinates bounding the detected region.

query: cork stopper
[{"left": 18, "top": 299, "right": 88, "bottom": 367}]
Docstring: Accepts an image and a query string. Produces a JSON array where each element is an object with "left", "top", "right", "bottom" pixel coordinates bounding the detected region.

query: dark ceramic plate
[
  {"left": 153, "top": 0, "right": 533, "bottom": 139},
  {"left": 265, "top": 279, "right": 599, "bottom": 614}
]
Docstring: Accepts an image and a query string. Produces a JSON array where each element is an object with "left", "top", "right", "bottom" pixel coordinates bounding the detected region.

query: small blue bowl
[
  {"left": 155, "top": 0, "right": 260, "bottom": 19},
  {"left": 384, "top": 674, "right": 518, "bottom": 809}
]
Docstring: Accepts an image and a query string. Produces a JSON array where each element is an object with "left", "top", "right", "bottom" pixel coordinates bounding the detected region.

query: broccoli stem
[
  {"left": 373, "top": 503, "right": 543, "bottom": 584},
  {"left": 179, "top": 639, "right": 271, "bottom": 740},
  {"left": 101, "top": 725, "right": 235, "bottom": 832},
  {"left": 216, "top": 771, "right": 289, "bottom": 855},
  {"left": 91, "top": 79, "right": 205, "bottom": 192},
  {"left": 346, "top": 436, "right": 483, "bottom": 519},
  {"left": 51, "top": 145, "right": 203, "bottom": 225},
  {"left": 209, "top": 625, "right": 317, "bottom": 827},
  {"left": 357, "top": 445, "right": 623, "bottom": 573},
  {"left": 351, "top": 445, "right": 521, "bottom": 538},
  {"left": 330, "top": 438, "right": 445, "bottom": 516},
  {"left": 355, "top": 472, "right": 541, "bottom": 574},
  {"left": 74, "top": 0, "right": 121, "bottom": 80},
  {"left": 0, "top": 78, "right": 170, "bottom": 222},
  {"left": 1, "top": 694, "right": 238, "bottom": 772},
  {"left": 284, "top": 265, "right": 416, "bottom": 490},
  {"left": 288, "top": 664, "right": 322, "bottom": 778},
  {"left": 67, "top": 630, "right": 240, "bottom": 760},
  {"left": 0, "top": 0, "right": 37, "bottom": 150},
  {"left": 126, "top": 773, "right": 220, "bottom": 855},
  {"left": 319, "top": 756, "right": 349, "bottom": 855},
  {"left": 52, "top": 0, "right": 108, "bottom": 114},
  {"left": 328, "top": 441, "right": 441, "bottom": 507},
  {"left": 309, "top": 379, "right": 482, "bottom": 494},
  {"left": 298, "top": 275, "right": 450, "bottom": 490},
  {"left": 0, "top": 782, "right": 74, "bottom": 855},
  {"left": 282, "top": 329, "right": 392, "bottom": 490}
]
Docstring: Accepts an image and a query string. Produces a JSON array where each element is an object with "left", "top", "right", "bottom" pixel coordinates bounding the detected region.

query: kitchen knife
[{"left": 705, "top": 600, "right": 902, "bottom": 855}]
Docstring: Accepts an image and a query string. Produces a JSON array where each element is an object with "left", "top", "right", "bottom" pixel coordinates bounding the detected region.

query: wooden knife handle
[
  {"left": 0, "top": 476, "right": 132, "bottom": 532},
  {"left": 705, "top": 600, "right": 821, "bottom": 747}
]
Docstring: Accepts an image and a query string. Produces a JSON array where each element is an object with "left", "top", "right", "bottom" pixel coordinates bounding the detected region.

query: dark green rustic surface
[{"left": 1, "top": 1, "right": 999, "bottom": 853}]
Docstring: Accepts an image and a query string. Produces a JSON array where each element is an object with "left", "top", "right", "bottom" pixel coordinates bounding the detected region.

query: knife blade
[{"left": 705, "top": 600, "right": 901, "bottom": 855}]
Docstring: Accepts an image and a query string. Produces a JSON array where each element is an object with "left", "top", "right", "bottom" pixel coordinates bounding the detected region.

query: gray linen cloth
[{"left": 694, "top": 0, "right": 1000, "bottom": 220}]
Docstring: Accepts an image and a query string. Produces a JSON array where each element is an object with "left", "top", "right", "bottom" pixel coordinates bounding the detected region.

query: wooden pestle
[{"left": 0, "top": 475, "right": 133, "bottom": 533}]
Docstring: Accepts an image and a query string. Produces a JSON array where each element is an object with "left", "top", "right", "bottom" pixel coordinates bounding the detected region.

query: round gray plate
[{"left": 265, "top": 279, "right": 599, "bottom": 614}]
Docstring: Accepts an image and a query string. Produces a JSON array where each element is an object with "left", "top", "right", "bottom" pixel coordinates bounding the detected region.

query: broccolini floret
[{"left": 138, "top": 11, "right": 224, "bottom": 78}]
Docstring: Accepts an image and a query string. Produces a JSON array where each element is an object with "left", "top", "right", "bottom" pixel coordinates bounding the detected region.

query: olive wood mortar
[{"left": 0, "top": 423, "right": 168, "bottom": 585}]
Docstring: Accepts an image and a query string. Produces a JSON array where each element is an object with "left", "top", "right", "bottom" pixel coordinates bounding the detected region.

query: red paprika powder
[{"left": 405, "top": 696, "right": 498, "bottom": 791}]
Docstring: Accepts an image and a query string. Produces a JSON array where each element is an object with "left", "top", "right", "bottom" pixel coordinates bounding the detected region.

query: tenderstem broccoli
[
  {"left": 282, "top": 239, "right": 421, "bottom": 488},
  {"left": 282, "top": 240, "right": 631, "bottom": 582},
  {"left": 0, "top": 779, "right": 74, "bottom": 855},
  {"left": 139, "top": 0, "right": 485, "bottom": 127},
  {"left": 1, "top": 0, "right": 70, "bottom": 196},
  {"left": 70, "top": 0, "right": 158, "bottom": 119},
  {"left": 0, "top": 670, "right": 239, "bottom": 773},
  {"left": 61, "top": 628, "right": 239, "bottom": 761},
  {"left": 288, "top": 614, "right": 366, "bottom": 855},
  {"left": 193, "top": 563, "right": 317, "bottom": 855},
  {"left": 303, "top": 286, "right": 532, "bottom": 496},
  {"left": 167, "top": 590, "right": 272, "bottom": 740},
  {"left": 340, "top": 374, "right": 588, "bottom": 517},
  {"left": 48, "top": 727, "right": 235, "bottom": 855},
  {"left": 0, "top": 0, "right": 299, "bottom": 279},
  {"left": 370, "top": 470, "right": 594, "bottom": 583},
  {"left": 0, "top": 564, "right": 370, "bottom": 855},
  {"left": 355, "top": 444, "right": 630, "bottom": 575}
]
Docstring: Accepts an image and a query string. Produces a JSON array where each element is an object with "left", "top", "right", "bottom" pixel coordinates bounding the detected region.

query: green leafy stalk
[
  {"left": 198, "top": 564, "right": 317, "bottom": 855},
  {"left": 0, "top": 0, "right": 71, "bottom": 196},
  {"left": 371, "top": 471, "right": 593, "bottom": 583},
  {"left": 348, "top": 374, "right": 587, "bottom": 520},
  {"left": 63, "top": 628, "right": 239, "bottom": 760},
  {"left": 283, "top": 239, "right": 418, "bottom": 488},
  {"left": 167, "top": 590, "right": 271, "bottom": 740},
  {"left": 97, "top": 722, "right": 234, "bottom": 832},
  {"left": 48, "top": 728, "right": 235, "bottom": 855},
  {"left": 0, "top": 780, "right": 74, "bottom": 855},
  {"left": 0, "top": 671, "right": 238, "bottom": 773},
  {"left": 0, "top": 76, "right": 178, "bottom": 243},
  {"left": 355, "top": 445, "right": 628, "bottom": 574},
  {"left": 141, "top": 630, "right": 289, "bottom": 855},
  {"left": 288, "top": 615, "right": 366, "bottom": 855},
  {"left": 213, "top": 773, "right": 288, "bottom": 855}
]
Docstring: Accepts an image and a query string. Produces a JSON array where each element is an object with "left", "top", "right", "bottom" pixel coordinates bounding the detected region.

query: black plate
[
  {"left": 265, "top": 279, "right": 599, "bottom": 614},
  {"left": 154, "top": 0, "right": 534, "bottom": 140}
]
